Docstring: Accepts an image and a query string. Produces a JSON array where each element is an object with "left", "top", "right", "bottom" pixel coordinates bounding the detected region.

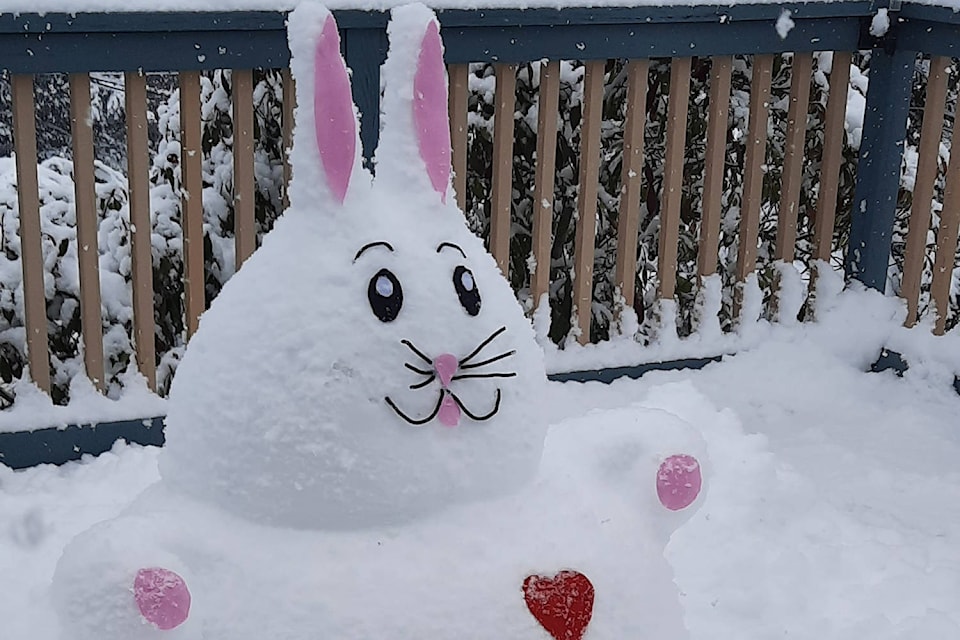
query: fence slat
[
  {"left": 809, "top": 51, "right": 853, "bottom": 310},
  {"left": 775, "top": 52, "right": 813, "bottom": 264},
  {"left": 448, "top": 63, "right": 469, "bottom": 212},
  {"left": 931, "top": 114, "right": 960, "bottom": 335},
  {"left": 490, "top": 63, "right": 517, "bottom": 277},
  {"left": 771, "top": 52, "right": 813, "bottom": 320},
  {"left": 179, "top": 71, "right": 205, "bottom": 339},
  {"left": 282, "top": 68, "right": 295, "bottom": 211},
  {"left": 531, "top": 59, "right": 560, "bottom": 311},
  {"left": 734, "top": 53, "right": 774, "bottom": 317},
  {"left": 657, "top": 57, "right": 692, "bottom": 303},
  {"left": 813, "top": 51, "right": 852, "bottom": 263},
  {"left": 11, "top": 74, "right": 51, "bottom": 394},
  {"left": 232, "top": 69, "right": 256, "bottom": 269},
  {"left": 69, "top": 73, "right": 105, "bottom": 392},
  {"left": 699, "top": 55, "right": 732, "bottom": 278},
  {"left": 614, "top": 59, "right": 649, "bottom": 319},
  {"left": 124, "top": 71, "right": 157, "bottom": 392},
  {"left": 902, "top": 56, "right": 950, "bottom": 326},
  {"left": 573, "top": 59, "right": 605, "bottom": 345}
]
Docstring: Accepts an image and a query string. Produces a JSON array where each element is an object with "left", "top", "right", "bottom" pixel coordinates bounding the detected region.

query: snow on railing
[{"left": 0, "top": 2, "right": 957, "bottom": 426}]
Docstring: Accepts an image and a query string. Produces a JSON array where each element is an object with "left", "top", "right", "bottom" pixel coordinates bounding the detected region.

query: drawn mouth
[
  {"left": 383, "top": 326, "right": 515, "bottom": 427},
  {"left": 385, "top": 388, "right": 502, "bottom": 426}
]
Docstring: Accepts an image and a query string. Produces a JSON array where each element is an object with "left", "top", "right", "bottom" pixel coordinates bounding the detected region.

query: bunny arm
[
  {"left": 51, "top": 510, "right": 202, "bottom": 640},
  {"left": 541, "top": 402, "right": 709, "bottom": 542}
]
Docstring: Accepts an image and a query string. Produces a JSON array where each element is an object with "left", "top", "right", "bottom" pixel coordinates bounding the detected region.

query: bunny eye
[
  {"left": 453, "top": 266, "right": 481, "bottom": 316},
  {"left": 368, "top": 268, "right": 403, "bottom": 322}
]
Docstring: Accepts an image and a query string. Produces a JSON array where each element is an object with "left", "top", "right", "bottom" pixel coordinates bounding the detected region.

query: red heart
[{"left": 523, "top": 570, "right": 595, "bottom": 640}]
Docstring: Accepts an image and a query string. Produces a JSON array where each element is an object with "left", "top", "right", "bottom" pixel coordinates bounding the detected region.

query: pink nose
[{"left": 433, "top": 353, "right": 458, "bottom": 388}]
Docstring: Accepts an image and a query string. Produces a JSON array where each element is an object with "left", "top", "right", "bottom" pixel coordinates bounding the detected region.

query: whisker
[
  {"left": 410, "top": 375, "right": 435, "bottom": 390},
  {"left": 384, "top": 393, "right": 444, "bottom": 426},
  {"left": 459, "top": 326, "right": 507, "bottom": 366},
  {"left": 459, "top": 350, "right": 515, "bottom": 370},
  {"left": 450, "top": 389, "right": 502, "bottom": 421},
  {"left": 405, "top": 363, "right": 433, "bottom": 376},
  {"left": 401, "top": 339, "right": 432, "bottom": 365},
  {"left": 451, "top": 372, "right": 517, "bottom": 381}
]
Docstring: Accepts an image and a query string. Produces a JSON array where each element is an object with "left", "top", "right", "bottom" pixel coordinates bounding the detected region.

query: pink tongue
[
  {"left": 438, "top": 394, "right": 461, "bottom": 427},
  {"left": 433, "top": 353, "right": 458, "bottom": 388}
]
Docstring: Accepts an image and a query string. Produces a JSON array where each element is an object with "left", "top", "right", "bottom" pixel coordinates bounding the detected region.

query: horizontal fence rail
[{"left": 0, "top": 2, "right": 957, "bottom": 446}]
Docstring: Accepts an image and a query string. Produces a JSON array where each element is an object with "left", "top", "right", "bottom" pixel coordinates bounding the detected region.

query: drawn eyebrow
[
  {"left": 436, "top": 242, "right": 467, "bottom": 258},
  {"left": 354, "top": 241, "right": 394, "bottom": 262}
]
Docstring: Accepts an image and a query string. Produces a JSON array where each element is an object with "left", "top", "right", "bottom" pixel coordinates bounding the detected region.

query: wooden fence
[{"left": 0, "top": 2, "right": 958, "bottom": 415}]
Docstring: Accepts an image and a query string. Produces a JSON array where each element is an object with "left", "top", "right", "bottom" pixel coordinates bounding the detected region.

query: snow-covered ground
[{"left": 2, "top": 286, "right": 958, "bottom": 640}]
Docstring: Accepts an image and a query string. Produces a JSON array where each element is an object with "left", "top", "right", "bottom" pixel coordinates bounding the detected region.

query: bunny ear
[
  {"left": 376, "top": 3, "right": 452, "bottom": 204},
  {"left": 413, "top": 20, "right": 451, "bottom": 201},
  {"left": 286, "top": 3, "right": 366, "bottom": 211},
  {"left": 313, "top": 14, "right": 356, "bottom": 204}
]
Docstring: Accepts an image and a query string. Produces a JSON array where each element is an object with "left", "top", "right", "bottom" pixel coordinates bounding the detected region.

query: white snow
[
  {"left": 0, "top": 369, "right": 165, "bottom": 433},
  {"left": 3, "top": 283, "right": 959, "bottom": 639},
  {"left": 692, "top": 273, "right": 723, "bottom": 340},
  {"left": 773, "top": 260, "right": 805, "bottom": 325},
  {"left": 870, "top": 8, "right": 891, "bottom": 38},
  {"left": 775, "top": 9, "right": 795, "bottom": 40},
  {"left": 845, "top": 61, "right": 869, "bottom": 151},
  {"left": 156, "top": 1, "right": 549, "bottom": 532}
]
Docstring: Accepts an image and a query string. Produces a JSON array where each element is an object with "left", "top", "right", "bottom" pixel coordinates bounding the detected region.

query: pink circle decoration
[
  {"left": 656, "top": 454, "right": 702, "bottom": 511},
  {"left": 133, "top": 567, "right": 191, "bottom": 630}
]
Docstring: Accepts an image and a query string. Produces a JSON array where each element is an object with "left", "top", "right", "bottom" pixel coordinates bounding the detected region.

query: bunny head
[{"left": 159, "top": 2, "right": 549, "bottom": 530}]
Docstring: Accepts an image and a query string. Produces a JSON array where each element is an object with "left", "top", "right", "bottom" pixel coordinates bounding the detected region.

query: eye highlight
[
  {"left": 453, "top": 266, "right": 481, "bottom": 316},
  {"left": 368, "top": 268, "right": 403, "bottom": 322}
]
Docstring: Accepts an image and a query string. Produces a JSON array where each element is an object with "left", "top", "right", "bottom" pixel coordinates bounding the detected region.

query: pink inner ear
[
  {"left": 314, "top": 15, "right": 355, "bottom": 204},
  {"left": 413, "top": 20, "right": 451, "bottom": 202}
]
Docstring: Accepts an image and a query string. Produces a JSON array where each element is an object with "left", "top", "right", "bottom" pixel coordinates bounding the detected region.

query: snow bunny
[{"left": 51, "top": 3, "right": 708, "bottom": 640}]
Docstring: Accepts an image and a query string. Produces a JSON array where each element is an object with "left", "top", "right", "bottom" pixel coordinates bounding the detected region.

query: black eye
[
  {"left": 368, "top": 268, "right": 403, "bottom": 322},
  {"left": 453, "top": 266, "right": 481, "bottom": 316}
]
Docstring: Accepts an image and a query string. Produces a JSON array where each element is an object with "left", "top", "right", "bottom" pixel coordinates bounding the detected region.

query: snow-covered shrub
[
  {"left": 462, "top": 52, "right": 958, "bottom": 345},
  {"left": 0, "top": 156, "right": 131, "bottom": 404},
  {"left": 0, "top": 69, "right": 286, "bottom": 404}
]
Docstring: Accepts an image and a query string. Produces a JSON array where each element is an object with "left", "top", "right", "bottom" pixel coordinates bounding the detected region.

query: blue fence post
[
  {"left": 341, "top": 25, "right": 388, "bottom": 169},
  {"left": 846, "top": 7, "right": 915, "bottom": 291}
]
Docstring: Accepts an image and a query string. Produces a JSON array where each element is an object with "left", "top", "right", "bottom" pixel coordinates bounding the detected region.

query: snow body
[
  {"left": 53, "top": 398, "right": 706, "bottom": 640},
  {"left": 50, "top": 3, "right": 707, "bottom": 639},
  {"left": 159, "top": 2, "right": 550, "bottom": 530}
]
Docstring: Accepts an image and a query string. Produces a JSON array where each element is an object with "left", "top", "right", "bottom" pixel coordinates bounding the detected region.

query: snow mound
[
  {"left": 159, "top": 1, "right": 548, "bottom": 529},
  {"left": 51, "top": 382, "right": 711, "bottom": 640}
]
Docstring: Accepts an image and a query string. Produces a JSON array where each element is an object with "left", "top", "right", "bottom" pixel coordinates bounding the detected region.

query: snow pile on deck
[{"left": 3, "top": 304, "right": 959, "bottom": 639}]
